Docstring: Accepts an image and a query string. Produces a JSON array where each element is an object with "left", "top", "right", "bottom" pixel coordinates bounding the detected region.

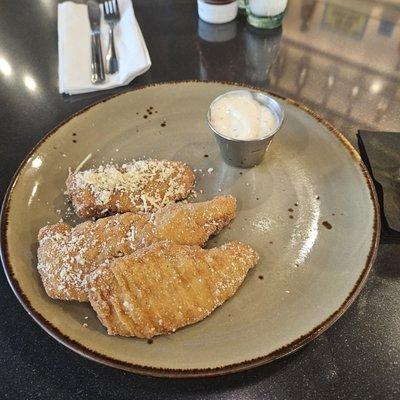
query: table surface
[{"left": 1, "top": 0, "right": 399, "bottom": 398}]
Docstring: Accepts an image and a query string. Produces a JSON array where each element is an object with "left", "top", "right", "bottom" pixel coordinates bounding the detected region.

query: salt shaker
[
  {"left": 197, "top": 0, "right": 238, "bottom": 24},
  {"left": 246, "top": 0, "right": 288, "bottom": 29}
]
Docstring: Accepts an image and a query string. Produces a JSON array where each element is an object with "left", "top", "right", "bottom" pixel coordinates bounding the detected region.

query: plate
[{"left": 1, "top": 81, "right": 379, "bottom": 377}]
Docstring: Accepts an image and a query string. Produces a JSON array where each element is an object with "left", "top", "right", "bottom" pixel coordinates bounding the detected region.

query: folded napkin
[
  {"left": 358, "top": 130, "right": 400, "bottom": 241},
  {"left": 58, "top": 0, "right": 151, "bottom": 95}
]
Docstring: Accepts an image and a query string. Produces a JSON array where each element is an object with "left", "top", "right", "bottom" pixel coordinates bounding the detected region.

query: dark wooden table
[{"left": 1, "top": 1, "right": 399, "bottom": 398}]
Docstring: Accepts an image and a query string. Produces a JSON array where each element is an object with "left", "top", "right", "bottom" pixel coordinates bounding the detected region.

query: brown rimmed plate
[{"left": 1, "top": 81, "right": 379, "bottom": 378}]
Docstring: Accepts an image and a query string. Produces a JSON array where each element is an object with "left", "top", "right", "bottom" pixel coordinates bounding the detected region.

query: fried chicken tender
[
  {"left": 88, "top": 241, "right": 259, "bottom": 338},
  {"left": 150, "top": 194, "right": 236, "bottom": 246},
  {"left": 37, "top": 196, "right": 236, "bottom": 302},
  {"left": 37, "top": 213, "right": 148, "bottom": 302},
  {"left": 66, "top": 159, "right": 195, "bottom": 218}
]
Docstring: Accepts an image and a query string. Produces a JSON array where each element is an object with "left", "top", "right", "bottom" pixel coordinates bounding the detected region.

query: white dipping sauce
[{"left": 210, "top": 91, "right": 277, "bottom": 140}]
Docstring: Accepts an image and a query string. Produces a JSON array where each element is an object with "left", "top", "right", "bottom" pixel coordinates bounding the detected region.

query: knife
[{"left": 87, "top": 0, "right": 105, "bottom": 83}]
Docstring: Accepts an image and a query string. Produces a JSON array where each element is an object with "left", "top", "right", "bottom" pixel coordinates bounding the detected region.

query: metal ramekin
[{"left": 207, "top": 90, "right": 284, "bottom": 168}]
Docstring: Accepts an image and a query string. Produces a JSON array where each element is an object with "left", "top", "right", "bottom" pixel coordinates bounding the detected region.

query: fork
[{"left": 103, "top": 0, "right": 120, "bottom": 74}]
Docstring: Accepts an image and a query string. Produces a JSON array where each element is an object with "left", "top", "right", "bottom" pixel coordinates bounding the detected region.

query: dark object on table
[{"left": 358, "top": 130, "right": 400, "bottom": 242}]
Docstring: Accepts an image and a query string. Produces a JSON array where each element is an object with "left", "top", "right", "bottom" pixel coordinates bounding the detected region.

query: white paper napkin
[{"left": 58, "top": 0, "right": 151, "bottom": 95}]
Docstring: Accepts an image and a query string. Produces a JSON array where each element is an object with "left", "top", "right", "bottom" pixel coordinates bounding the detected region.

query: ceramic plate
[{"left": 1, "top": 81, "right": 379, "bottom": 378}]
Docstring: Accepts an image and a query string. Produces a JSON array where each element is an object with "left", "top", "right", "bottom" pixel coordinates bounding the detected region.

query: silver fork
[{"left": 103, "top": 0, "right": 120, "bottom": 74}]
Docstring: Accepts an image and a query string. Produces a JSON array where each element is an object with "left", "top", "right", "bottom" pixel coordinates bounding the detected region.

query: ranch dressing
[{"left": 210, "top": 91, "right": 277, "bottom": 140}]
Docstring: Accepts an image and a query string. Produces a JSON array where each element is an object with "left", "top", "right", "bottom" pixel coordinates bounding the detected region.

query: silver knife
[{"left": 87, "top": 0, "right": 105, "bottom": 84}]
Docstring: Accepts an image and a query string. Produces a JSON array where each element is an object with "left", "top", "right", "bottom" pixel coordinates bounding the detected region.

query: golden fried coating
[
  {"left": 37, "top": 213, "right": 148, "bottom": 302},
  {"left": 37, "top": 196, "right": 236, "bottom": 302},
  {"left": 150, "top": 195, "right": 236, "bottom": 246},
  {"left": 88, "top": 241, "right": 259, "bottom": 338},
  {"left": 66, "top": 159, "right": 195, "bottom": 218}
]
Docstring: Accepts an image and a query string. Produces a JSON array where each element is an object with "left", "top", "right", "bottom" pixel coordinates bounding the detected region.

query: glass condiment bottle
[{"left": 246, "top": 0, "right": 288, "bottom": 29}]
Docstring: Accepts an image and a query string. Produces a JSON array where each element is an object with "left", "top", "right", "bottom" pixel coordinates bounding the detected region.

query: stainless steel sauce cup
[{"left": 207, "top": 90, "right": 284, "bottom": 168}]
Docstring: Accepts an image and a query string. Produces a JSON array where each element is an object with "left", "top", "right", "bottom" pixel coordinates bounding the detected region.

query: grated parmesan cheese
[
  {"left": 67, "top": 159, "right": 194, "bottom": 215},
  {"left": 74, "top": 153, "right": 93, "bottom": 174}
]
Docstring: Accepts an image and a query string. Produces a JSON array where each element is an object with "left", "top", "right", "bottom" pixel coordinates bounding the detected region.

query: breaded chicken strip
[
  {"left": 88, "top": 241, "right": 259, "bottom": 338},
  {"left": 66, "top": 159, "right": 195, "bottom": 218},
  {"left": 37, "top": 196, "right": 236, "bottom": 302},
  {"left": 150, "top": 194, "right": 236, "bottom": 246},
  {"left": 37, "top": 213, "right": 148, "bottom": 302}
]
